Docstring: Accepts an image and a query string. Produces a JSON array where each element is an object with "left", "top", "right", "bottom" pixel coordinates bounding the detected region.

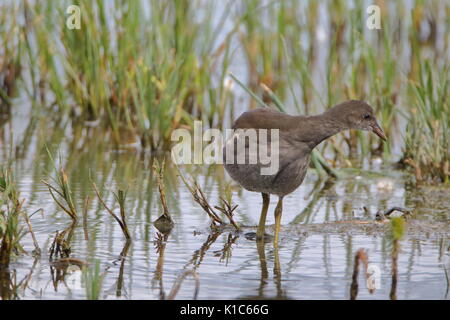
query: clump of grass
[
  {"left": 0, "top": 167, "right": 26, "bottom": 268},
  {"left": 42, "top": 149, "right": 78, "bottom": 222},
  {"left": 92, "top": 183, "right": 131, "bottom": 241},
  {"left": 402, "top": 61, "right": 449, "bottom": 184},
  {"left": 22, "top": 0, "right": 233, "bottom": 149},
  {"left": 82, "top": 260, "right": 104, "bottom": 300}
]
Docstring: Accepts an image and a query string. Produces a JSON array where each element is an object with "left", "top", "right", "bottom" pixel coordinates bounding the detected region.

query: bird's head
[{"left": 332, "top": 100, "right": 387, "bottom": 141}]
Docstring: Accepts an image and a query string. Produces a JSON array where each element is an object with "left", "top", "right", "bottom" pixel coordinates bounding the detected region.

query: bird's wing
[{"left": 232, "top": 108, "right": 299, "bottom": 131}]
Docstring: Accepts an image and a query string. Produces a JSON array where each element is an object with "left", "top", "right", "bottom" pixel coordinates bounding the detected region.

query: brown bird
[{"left": 223, "top": 100, "right": 387, "bottom": 245}]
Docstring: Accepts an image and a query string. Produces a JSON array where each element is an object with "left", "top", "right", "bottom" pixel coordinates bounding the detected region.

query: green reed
[
  {"left": 20, "top": 0, "right": 233, "bottom": 149},
  {"left": 0, "top": 2, "right": 22, "bottom": 112},
  {"left": 0, "top": 167, "right": 26, "bottom": 268},
  {"left": 403, "top": 61, "right": 449, "bottom": 184},
  {"left": 92, "top": 182, "right": 131, "bottom": 241}
]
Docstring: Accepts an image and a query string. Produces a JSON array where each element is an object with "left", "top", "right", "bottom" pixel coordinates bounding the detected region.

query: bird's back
[{"left": 232, "top": 107, "right": 299, "bottom": 131}]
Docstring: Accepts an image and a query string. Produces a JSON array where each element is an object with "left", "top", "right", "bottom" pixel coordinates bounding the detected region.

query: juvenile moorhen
[{"left": 223, "top": 100, "right": 387, "bottom": 245}]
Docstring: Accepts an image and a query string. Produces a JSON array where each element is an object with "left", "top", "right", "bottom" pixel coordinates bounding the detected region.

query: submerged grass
[
  {"left": 82, "top": 260, "right": 104, "bottom": 300},
  {"left": 42, "top": 149, "right": 78, "bottom": 222}
]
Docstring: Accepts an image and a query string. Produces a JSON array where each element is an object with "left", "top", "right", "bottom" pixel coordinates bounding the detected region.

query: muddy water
[{"left": 1, "top": 142, "right": 448, "bottom": 300}]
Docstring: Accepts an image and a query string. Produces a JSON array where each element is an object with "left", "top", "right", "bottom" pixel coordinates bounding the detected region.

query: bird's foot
[{"left": 244, "top": 232, "right": 273, "bottom": 243}]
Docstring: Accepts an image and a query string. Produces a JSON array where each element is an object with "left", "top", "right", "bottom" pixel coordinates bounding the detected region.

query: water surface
[{"left": 1, "top": 143, "right": 448, "bottom": 300}]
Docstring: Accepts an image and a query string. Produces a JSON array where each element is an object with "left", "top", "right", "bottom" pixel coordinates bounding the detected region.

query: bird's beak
[{"left": 371, "top": 122, "right": 387, "bottom": 141}]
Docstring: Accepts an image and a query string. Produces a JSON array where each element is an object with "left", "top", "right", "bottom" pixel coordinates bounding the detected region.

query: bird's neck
[{"left": 297, "top": 112, "right": 347, "bottom": 149}]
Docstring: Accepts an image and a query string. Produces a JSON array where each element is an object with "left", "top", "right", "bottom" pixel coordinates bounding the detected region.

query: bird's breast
[{"left": 222, "top": 131, "right": 311, "bottom": 196}]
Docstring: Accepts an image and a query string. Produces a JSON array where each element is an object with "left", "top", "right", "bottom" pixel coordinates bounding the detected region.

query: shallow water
[
  {"left": 1, "top": 0, "right": 449, "bottom": 300},
  {"left": 1, "top": 144, "right": 448, "bottom": 300}
]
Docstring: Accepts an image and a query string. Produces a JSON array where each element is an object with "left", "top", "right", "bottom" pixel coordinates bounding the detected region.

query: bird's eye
[{"left": 363, "top": 114, "right": 371, "bottom": 119}]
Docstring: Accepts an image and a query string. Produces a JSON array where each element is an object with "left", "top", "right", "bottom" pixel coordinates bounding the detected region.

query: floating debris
[{"left": 376, "top": 207, "right": 413, "bottom": 221}]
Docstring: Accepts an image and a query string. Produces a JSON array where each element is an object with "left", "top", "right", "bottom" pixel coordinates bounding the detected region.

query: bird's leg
[
  {"left": 256, "top": 193, "right": 270, "bottom": 241},
  {"left": 273, "top": 196, "right": 284, "bottom": 247}
]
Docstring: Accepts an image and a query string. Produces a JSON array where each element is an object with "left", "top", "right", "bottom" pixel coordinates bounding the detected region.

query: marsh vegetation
[{"left": 0, "top": 0, "right": 448, "bottom": 300}]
